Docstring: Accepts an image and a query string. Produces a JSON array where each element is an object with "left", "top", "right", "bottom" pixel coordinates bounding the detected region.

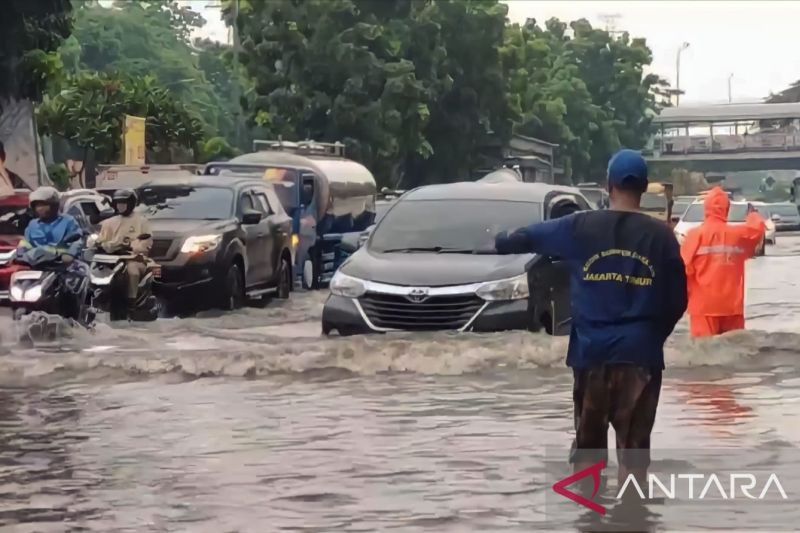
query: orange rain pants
[{"left": 689, "top": 314, "right": 745, "bottom": 338}]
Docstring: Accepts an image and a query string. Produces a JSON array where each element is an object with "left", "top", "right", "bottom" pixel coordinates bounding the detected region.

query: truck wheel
[
  {"left": 277, "top": 256, "right": 292, "bottom": 299},
  {"left": 220, "top": 263, "right": 244, "bottom": 310},
  {"left": 302, "top": 247, "right": 321, "bottom": 290}
]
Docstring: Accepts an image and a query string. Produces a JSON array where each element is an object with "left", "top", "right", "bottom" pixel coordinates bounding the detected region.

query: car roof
[
  {"left": 403, "top": 181, "right": 583, "bottom": 202},
  {"left": 138, "top": 175, "right": 271, "bottom": 190}
]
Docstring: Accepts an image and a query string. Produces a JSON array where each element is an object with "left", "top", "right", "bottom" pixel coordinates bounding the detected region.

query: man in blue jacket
[
  {"left": 17, "top": 186, "right": 88, "bottom": 319},
  {"left": 496, "top": 150, "right": 687, "bottom": 484}
]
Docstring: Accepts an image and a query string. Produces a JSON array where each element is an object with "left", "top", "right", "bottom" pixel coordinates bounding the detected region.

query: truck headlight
[
  {"left": 330, "top": 271, "right": 367, "bottom": 298},
  {"left": 476, "top": 273, "right": 529, "bottom": 301},
  {"left": 181, "top": 234, "right": 222, "bottom": 254}
]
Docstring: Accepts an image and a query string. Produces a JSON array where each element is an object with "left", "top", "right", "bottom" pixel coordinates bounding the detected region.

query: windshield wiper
[{"left": 381, "top": 246, "right": 495, "bottom": 254}]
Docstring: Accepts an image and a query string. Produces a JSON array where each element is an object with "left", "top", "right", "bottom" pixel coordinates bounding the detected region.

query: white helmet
[{"left": 29, "top": 186, "right": 60, "bottom": 208}]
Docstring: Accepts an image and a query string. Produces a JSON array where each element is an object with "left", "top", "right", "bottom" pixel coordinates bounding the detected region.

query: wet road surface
[{"left": 3, "top": 236, "right": 800, "bottom": 531}]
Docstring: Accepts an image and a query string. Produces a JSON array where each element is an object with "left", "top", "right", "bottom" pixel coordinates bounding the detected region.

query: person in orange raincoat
[{"left": 680, "top": 187, "right": 766, "bottom": 337}]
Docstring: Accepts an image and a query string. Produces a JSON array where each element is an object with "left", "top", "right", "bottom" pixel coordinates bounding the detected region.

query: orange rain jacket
[{"left": 680, "top": 187, "right": 766, "bottom": 317}]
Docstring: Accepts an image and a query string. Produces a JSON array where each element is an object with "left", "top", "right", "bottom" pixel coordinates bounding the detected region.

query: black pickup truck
[{"left": 137, "top": 176, "right": 293, "bottom": 311}]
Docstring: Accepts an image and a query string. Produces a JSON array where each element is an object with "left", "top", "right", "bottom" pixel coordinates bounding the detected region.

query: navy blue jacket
[{"left": 496, "top": 210, "right": 687, "bottom": 369}]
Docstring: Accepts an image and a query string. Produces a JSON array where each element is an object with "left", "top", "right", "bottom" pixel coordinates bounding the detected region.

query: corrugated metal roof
[{"left": 654, "top": 102, "right": 800, "bottom": 124}]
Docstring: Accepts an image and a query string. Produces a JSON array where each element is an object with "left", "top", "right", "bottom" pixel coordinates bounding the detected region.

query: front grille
[
  {"left": 150, "top": 239, "right": 173, "bottom": 260},
  {"left": 359, "top": 292, "right": 484, "bottom": 331}
]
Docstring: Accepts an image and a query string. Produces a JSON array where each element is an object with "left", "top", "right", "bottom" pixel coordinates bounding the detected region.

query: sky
[{"left": 196, "top": 0, "right": 800, "bottom": 105}]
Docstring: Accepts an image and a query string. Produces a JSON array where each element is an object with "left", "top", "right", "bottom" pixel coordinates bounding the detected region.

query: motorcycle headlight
[
  {"left": 330, "top": 271, "right": 367, "bottom": 298},
  {"left": 25, "top": 284, "right": 43, "bottom": 302},
  {"left": 181, "top": 234, "right": 222, "bottom": 254},
  {"left": 86, "top": 233, "right": 98, "bottom": 249},
  {"left": 476, "top": 273, "right": 529, "bottom": 301},
  {"left": 9, "top": 284, "right": 23, "bottom": 302}
]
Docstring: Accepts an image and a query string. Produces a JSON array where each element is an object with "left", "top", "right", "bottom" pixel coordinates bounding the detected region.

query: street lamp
[
  {"left": 675, "top": 42, "right": 690, "bottom": 107},
  {"left": 728, "top": 73, "right": 734, "bottom": 103}
]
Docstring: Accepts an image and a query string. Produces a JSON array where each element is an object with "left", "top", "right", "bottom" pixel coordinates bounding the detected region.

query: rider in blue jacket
[
  {"left": 18, "top": 187, "right": 83, "bottom": 260},
  {"left": 17, "top": 186, "right": 89, "bottom": 320}
]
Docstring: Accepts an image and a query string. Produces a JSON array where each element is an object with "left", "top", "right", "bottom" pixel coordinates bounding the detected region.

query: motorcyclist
[
  {"left": 95, "top": 189, "right": 153, "bottom": 314},
  {"left": 16, "top": 186, "right": 88, "bottom": 319}
]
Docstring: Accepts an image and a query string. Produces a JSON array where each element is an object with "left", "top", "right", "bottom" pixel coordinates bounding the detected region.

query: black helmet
[{"left": 112, "top": 189, "right": 137, "bottom": 216}]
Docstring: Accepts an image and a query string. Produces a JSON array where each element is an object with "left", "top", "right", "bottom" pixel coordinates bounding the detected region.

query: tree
[
  {"left": 502, "top": 17, "right": 666, "bottom": 182},
  {"left": 61, "top": 1, "right": 240, "bottom": 142},
  {"left": 228, "top": 0, "right": 514, "bottom": 187},
  {"left": 37, "top": 72, "right": 205, "bottom": 164},
  {"left": 0, "top": 0, "right": 72, "bottom": 103}
]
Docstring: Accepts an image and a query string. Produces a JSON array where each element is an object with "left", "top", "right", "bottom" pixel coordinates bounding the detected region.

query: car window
[
  {"left": 770, "top": 205, "right": 799, "bottom": 217},
  {"left": 264, "top": 189, "right": 285, "bottom": 216},
  {"left": 683, "top": 202, "right": 748, "bottom": 223},
  {"left": 254, "top": 192, "right": 274, "bottom": 215},
  {"left": 369, "top": 199, "right": 542, "bottom": 254},
  {"left": 139, "top": 186, "right": 235, "bottom": 220},
  {"left": 239, "top": 192, "right": 257, "bottom": 213}
]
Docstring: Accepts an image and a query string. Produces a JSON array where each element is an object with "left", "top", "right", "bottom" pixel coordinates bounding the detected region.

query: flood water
[{"left": 3, "top": 237, "right": 800, "bottom": 532}]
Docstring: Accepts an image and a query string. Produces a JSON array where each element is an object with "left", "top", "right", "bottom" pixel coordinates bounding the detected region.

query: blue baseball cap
[{"left": 607, "top": 149, "right": 648, "bottom": 190}]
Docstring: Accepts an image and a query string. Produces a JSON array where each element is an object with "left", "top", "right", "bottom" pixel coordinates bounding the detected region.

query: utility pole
[
  {"left": 676, "top": 42, "right": 690, "bottom": 107},
  {"left": 598, "top": 13, "right": 622, "bottom": 35},
  {"left": 230, "top": 0, "right": 242, "bottom": 150},
  {"left": 728, "top": 73, "right": 734, "bottom": 103}
]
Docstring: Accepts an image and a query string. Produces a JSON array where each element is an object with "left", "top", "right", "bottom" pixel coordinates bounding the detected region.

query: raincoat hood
[{"left": 704, "top": 187, "right": 730, "bottom": 223}]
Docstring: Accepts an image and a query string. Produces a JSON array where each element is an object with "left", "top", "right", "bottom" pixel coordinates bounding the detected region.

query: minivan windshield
[
  {"left": 369, "top": 199, "right": 542, "bottom": 254},
  {"left": 138, "top": 186, "right": 234, "bottom": 220},
  {"left": 682, "top": 202, "right": 748, "bottom": 223}
]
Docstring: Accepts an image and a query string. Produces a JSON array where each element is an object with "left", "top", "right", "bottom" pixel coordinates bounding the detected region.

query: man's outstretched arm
[{"left": 495, "top": 214, "right": 580, "bottom": 259}]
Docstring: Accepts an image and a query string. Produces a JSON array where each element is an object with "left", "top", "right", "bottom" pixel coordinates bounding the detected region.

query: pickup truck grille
[
  {"left": 150, "top": 239, "right": 173, "bottom": 260},
  {"left": 359, "top": 292, "right": 484, "bottom": 331}
]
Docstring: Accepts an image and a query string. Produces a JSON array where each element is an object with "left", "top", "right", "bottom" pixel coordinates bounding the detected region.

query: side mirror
[
  {"left": 670, "top": 215, "right": 681, "bottom": 224},
  {"left": 340, "top": 233, "right": 361, "bottom": 254},
  {"left": 138, "top": 233, "right": 152, "bottom": 240},
  {"left": 242, "top": 210, "right": 263, "bottom": 225}
]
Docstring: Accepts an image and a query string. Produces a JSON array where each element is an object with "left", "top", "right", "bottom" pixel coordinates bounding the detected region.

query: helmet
[
  {"left": 112, "top": 189, "right": 137, "bottom": 216},
  {"left": 29, "top": 186, "right": 60, "bottom": 209}
]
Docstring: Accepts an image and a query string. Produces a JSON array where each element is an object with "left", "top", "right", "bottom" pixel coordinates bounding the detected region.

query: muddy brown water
[{"left": 3, "top": 237, "right": 800, "bottom": 531}]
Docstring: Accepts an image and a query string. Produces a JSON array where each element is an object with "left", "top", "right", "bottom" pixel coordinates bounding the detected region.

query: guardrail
[{"left": 652, "top": 133, "right": 800, "bottom": 155}]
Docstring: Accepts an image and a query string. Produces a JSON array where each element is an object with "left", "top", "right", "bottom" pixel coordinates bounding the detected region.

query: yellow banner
[{"left": 122, "top": 115, "right": 146, "bottom": 165}]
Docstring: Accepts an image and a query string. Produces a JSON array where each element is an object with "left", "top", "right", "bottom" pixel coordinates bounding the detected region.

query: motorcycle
[
  {"left": 9, "top": 236, "right": 94, "bottom": 340},
  {"left": 86, "top": 233, "right": 160, "bottom": 322}
]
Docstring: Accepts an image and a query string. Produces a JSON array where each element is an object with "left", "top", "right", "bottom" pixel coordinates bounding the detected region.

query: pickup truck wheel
[
  {"left": 277, "top": 257, "right": 291, "bottom": 299},
  {"left": 220, "top": 263, "right": 244, "bottom": 310},
  {"left": 302, "top": 247, "right": 321, "bottom": 290}
]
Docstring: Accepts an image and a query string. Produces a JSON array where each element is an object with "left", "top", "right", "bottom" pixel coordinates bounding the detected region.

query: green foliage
[
  {"left": 37, "top": 72, "right": 204, "bottom": 164},
  {"left": 502, "top": 18, "right": 666, "bottom": 182},
  {"left": 229, "top": 0, "right": 514, "bottom": 187},
  {"left": 0, "top": 0, "right": 73, "bottom": 103},
  {"left": 200, "top": 136, "right": 241, "bottom": 163},
  {"left": 47, "top": 163, "right": 71, "bottom": 191},
  {"left": 62, "top": 1, "right": 245, "bottom": 145}
]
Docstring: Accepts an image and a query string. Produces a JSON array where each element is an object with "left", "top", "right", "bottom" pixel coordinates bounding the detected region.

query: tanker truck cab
[{"left": 204, "top": 140, "right": 377, "bottom": 289}]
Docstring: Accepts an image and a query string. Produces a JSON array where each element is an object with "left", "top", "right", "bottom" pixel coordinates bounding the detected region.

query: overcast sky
[{"left": 197, "top": 0, "right": 800, "bottom": 105}]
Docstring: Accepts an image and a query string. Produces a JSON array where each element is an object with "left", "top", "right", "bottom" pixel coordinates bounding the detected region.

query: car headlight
[
  {"left": 181, "top": 234, "right": 222, "bottom": 254},
  {"left": 330, "top": 271, "right": 367, "bottom": 298},
  {"left": 476, "top": 273, "right": 529, "bottom": 301}
]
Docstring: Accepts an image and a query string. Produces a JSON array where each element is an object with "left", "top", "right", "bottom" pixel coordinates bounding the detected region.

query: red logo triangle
[{"left": 552, "top": 460, "right": 607, "bottom": 515}]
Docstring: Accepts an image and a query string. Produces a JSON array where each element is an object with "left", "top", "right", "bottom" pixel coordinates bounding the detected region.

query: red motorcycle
[{"left": 0, "top": 191, "right": 32, "bottom": 303}]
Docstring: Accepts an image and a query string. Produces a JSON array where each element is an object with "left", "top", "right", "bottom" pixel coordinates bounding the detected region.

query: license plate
[{"left": 152, "top": 265, "right": 162, "bottom": 279}]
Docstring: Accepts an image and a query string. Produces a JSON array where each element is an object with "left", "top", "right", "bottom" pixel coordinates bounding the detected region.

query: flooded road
[{"left": 3, "top": 237, "right": 800, "bottom": 531}]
